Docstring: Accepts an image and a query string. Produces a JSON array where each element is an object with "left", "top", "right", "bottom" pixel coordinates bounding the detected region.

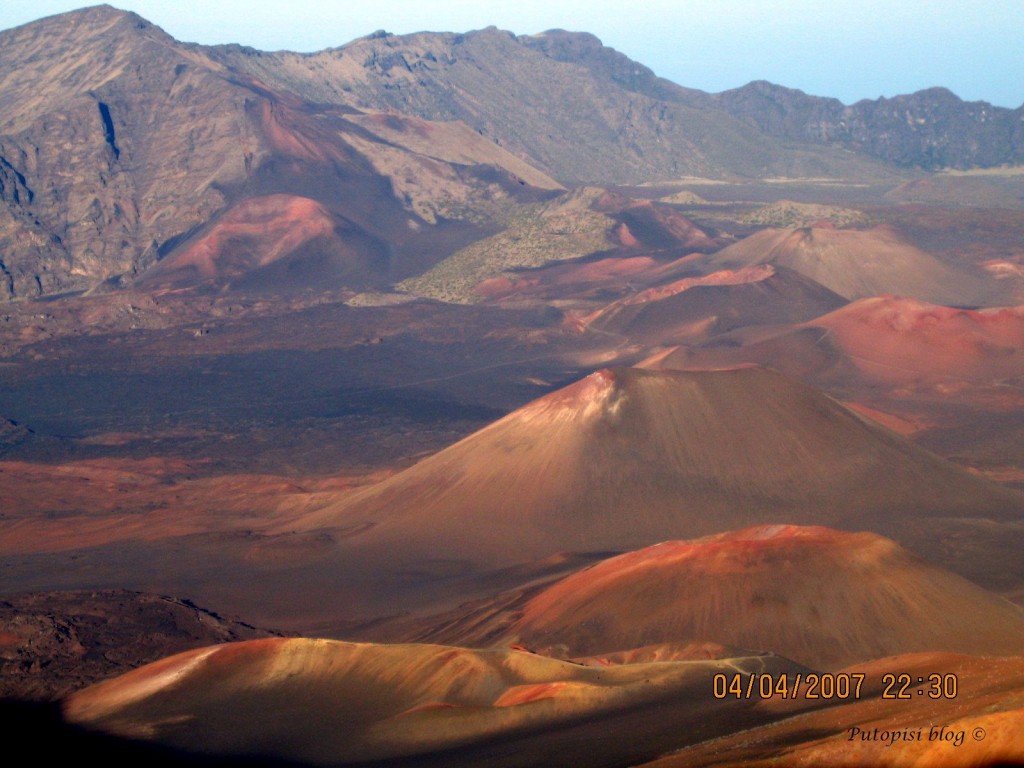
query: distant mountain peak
[
  {"left": 20, "top": 3, "right": 154, "bottom": 32},
  {"left": 717, "top": 80, "right": 1023, "bottom": 168},
  {"left": 525, "top": 28, "right": 607, "bottom": 52}
]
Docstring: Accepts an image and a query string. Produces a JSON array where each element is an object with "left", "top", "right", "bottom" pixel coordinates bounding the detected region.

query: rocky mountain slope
[
  {"left": 0, "top": 590, "right": 280, "bottom": 700},
  {"left": 715, "top": 80, "right": 1024, "bottom": 170},
  {"left": 2, "top": 7, "right": 1022, "bottom": 303},
  {"left": 208, "top": 27, "right": 901, "bottom": 185},
  {"left": 0, "top": 6, "right": 559, "bottom": 300},
  {"left": 211, "top": 26, "right": 1024, "bottom": 178}
]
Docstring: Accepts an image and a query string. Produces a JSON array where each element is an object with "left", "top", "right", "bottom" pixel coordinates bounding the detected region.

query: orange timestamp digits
[
  {"left": 712, "top": 672, "right": 866, "bottom": 700},
  {"left": 713, "top": 672, "right": 960, "bottom": 701},
  {"left": 881, "top": 672, "right": 958, "bottom": 700}
]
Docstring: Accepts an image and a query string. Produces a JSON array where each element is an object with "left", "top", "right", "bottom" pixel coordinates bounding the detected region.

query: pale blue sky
[{"left": 3, "top": 0, "right": 1022, "bottom": 107}]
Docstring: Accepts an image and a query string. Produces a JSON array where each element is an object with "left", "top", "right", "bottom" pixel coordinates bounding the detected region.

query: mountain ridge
[
  {"left": 0, "top": 5, "right": 561, "bottom": 299},
  {"left": 2, "top": 6, "right": 1022, "bottom": 301},
  {"left": 716, "top": 80, "right": 1024, "bottom": 169},
  {"left": 203, "top": 24, "right": 901, "bottom": 184}
]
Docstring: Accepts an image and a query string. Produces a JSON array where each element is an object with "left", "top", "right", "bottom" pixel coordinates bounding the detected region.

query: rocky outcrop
[
  {"left": 0, "top": 7, "right": 560, "bottom": 300},
  {"left": 0, "top": 7, "right": 252, "bottom": 298},
  {"left": 0, "top": 590, "right": 280, "bottom": 700},
  {"left": 208, "top": 27, "right": 900, "bottom": 185},
  {"left": 716, "top": 81, "right": 1024, "bottom": 169}
]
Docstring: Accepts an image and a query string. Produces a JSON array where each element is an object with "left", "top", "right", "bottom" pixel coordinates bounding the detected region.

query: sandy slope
[
  {"left": 583, "top": 265, "right": 846, "bottom": 343},
  {"left": 464, "top": 525, "right": 1024, "bottom": 669},
  {"left": 138, "top": 194, "right": 387, "bottom": 291},
  {"left": 704, "top": 225, "right": 997, "bottom": 305},
  {"left": 292, "top": 367, "right": 1022, "bottom": 573},
  {"left": 64, "top": 637, "right": 810, "bottom": 767},
  {"left": 62, "top": 639, "right": 1024, "bottom": 767}
]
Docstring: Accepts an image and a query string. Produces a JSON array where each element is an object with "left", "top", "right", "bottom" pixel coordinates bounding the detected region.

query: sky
[{"left": 2, "top": 0, "right": 1022, "bottom": 107}]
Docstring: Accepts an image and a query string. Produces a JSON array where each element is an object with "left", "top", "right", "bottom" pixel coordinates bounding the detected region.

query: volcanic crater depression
[{"left": 1, "top": 6, "right": 1024, "bottom": 768}]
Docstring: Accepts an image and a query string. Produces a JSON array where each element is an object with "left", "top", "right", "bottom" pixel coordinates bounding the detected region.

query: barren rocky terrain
[{"left": 1, "top": 6, "right": 1023, "bottom": 767}]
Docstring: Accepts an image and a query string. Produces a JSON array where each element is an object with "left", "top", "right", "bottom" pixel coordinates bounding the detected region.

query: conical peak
[
  {"left": 514, "top": 368, "right": 626, "bottom": 424},
  {"left": 484, "top": 365, "right": 829, "bottom": 447}
]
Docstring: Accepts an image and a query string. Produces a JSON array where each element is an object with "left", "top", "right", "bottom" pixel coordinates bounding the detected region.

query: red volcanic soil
[
  {"left": 474, "top": 525, "right": 1024, "bottom": 669},
  {"left": 808, "top": 296, "right": 1024, "bottom": 386},
  {"left": 571, "top": 642, "right": 749, "bottom": 666},
  {"left": 612, "top": 265, "right": 778, "bottom": 305},
  {"left": 471, "top": 202, "right": 723, "bottom": 304},
  {"left": 640, "top": 296, "right": 1024, "bottom": 481},
  {"left": 257, "top": 99, "right": 358, "bottom": 165},
  {"left": 643, "top": 294, "right": 1024, "bottom": 400},
  {"left": 841, "top": 402, "right": 923, "bottom": 435},
  {"left": 604, "top": 198, "right": 722, "bottom": 252},
  {"left": 152, "top": 196, "right": 334, "bottom": 279},
  {"left": 581, "top": 265, "right": 846, "bottom": 343},
  {"left": 704, "top": 224, "right": 997, "bottom": 305},
  {"left": 470, "top": 193, "right": 724, "bottom": 304},
  {"left": 615, "top": 221, "right": 639, "bottom": 246},
  {"left": 63, "top": 636, "right": 813, "bottom": 767},
  {"left": 291, "top": 367, "right": 1022, "bottom": 575},
  {"left": 139, "top": 194, "right": 387, "bottom": 291},
  {"left": 473, "top": 255, "right": 661, "bottom": 300}
]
